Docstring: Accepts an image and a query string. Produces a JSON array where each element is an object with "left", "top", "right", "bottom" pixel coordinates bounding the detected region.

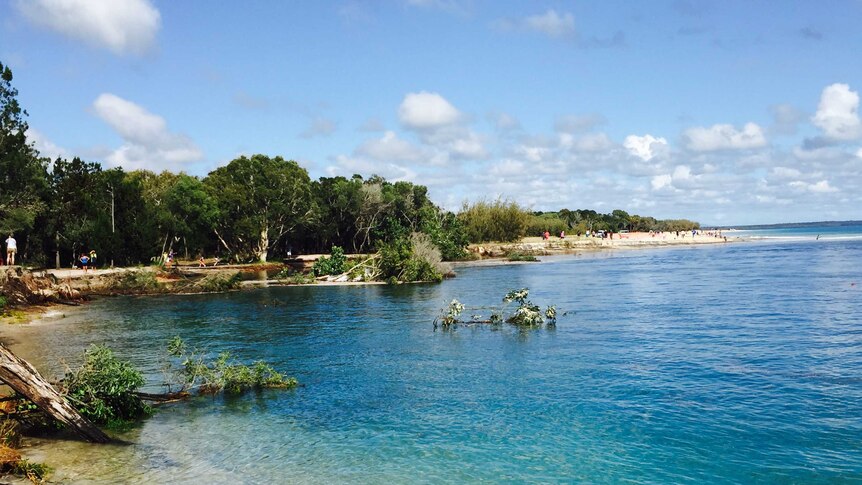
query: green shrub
[
  {"left": 10, "top": 459, "right": 51, "bottom": 482},
  {"left": 166, "top": 337, "right": 298, "bottom": 395},
  {"left": 377, "top": 235, "right": 443, "bottom": 283},
  {"left": 62, "top": 345, "right": 151, "bottom": 425},
  {"left": 525, "top": 214, "right": 568, "bottom": 237},
  {"left": 275, "top": 268, "right": 315, "bottom": 284},
  {"left": 435, "top": 288, "right": 557, "bottom": 329},
  {"left": 312, "top": 246, "right": 347, "bottom": 276},
  {"left": 457, "top": 198, "right": 531, "bottom": 243}
]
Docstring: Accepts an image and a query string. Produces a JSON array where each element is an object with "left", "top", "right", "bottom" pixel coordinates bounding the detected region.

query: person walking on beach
[
  {"left": 4, "top": 234, "right": 15, "bottom": 265},
  {"left": 79, "top": 253, "right": 90, "bottom": 273}
]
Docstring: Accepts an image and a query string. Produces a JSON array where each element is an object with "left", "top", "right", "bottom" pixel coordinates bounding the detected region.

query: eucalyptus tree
[
  {"left": 164, "top": 174, "right": 218, "bottom": 258},
  {"left": 204, "top": 155, "right": 314, "bottom": 262}
]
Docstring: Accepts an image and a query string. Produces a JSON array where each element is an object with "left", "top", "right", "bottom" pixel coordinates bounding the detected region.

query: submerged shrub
[
  {"left": 435, "top": 288, "right": 557, "bottom": 329},
  {"left": 62, "top": 345, "right": 151, "bottom": 425},
  {"left": 166, "top": 337, "right": 298, "bottom": 395}
]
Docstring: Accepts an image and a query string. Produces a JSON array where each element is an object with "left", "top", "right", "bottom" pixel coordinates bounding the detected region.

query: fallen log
[
  {"left": 0, "top": 343, "right": 110, "bottom": 443},
  {"left": 135, "top": 390, "right": 190, "bottom": 403}
]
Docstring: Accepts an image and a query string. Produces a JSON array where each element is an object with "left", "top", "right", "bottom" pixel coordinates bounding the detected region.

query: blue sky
[{"left": 2, "top": 0, "right": 862, "bottom": 225}]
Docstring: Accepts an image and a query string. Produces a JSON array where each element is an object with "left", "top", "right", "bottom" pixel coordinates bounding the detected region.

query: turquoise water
[
  {"left": 730, "top": 223, "right": 862, "bottom": 241},
  {"left": 8, "top": 237, "right": 862, "bottom": 483}
]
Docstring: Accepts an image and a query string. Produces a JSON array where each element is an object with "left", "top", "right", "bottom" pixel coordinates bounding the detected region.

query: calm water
[
  {"left": 6, "top": 238, "right": 862, "bottom": 483},
  {"left": 730, "top": 223, "right": 862, "bottom": 241}
]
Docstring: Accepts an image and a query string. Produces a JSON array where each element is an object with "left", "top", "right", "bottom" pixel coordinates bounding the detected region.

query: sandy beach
[{"left": 468, "top": 231, "right": 733, "bottom": 258}]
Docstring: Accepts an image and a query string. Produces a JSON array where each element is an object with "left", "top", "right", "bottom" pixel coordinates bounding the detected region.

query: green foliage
[
  {"left": 505, "top": 251, "right": 539, "bottom": 262},
  {"left": 204, "top": 155, "right": 314, "bottom": 262},
  {"left": 378, "top": 234, "right": 444, "bottom": 283},
  {"left": 526, "top": 214, "right": 568, "bottom": 237},
  {"left": 502, "top": 288, "right": 556, "bottom": 327},
  {"left": 190, "top": 272, "right": 242, "bottom": 292},
  {"left": 434, "top": 299, "right": 465, "bottom": 328},
  {"left": 274, "top": 267, "right": 315, "bottom": 284},
  {"left": 458, "top": 199, "right": 530, "bottom": 243},
  {"left": 0, "top": 61, "right": 49, "bottom": 247},
  {"left": 10, "top": 459, "right": 51, "bottom": 483},
  {"left": 166, "top": 337, "right": 298, "bottom": 395},
  {"left": 312, "top": 246, "right": 347, "bottom": 276},
  {"left": 62, "top": 345, "right": 151, "bottom": 425},
  {"left": 109, "top": 270, "right": 161, "bottom": 293},
  {"left": 435, "top": 288, "right": 557, "bottom": 329}
]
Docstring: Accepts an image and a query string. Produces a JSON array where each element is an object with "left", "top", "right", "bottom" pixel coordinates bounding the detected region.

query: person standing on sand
[{"left": 4, "top": 234, "right": 15, "bottom": 265}]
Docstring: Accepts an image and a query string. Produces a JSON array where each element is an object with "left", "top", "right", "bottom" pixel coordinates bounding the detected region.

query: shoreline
[{"left": 1, "top": 233, "right": 743, "bottom": 324}]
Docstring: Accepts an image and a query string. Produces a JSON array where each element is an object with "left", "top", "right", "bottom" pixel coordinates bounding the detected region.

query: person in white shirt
[{"left": 5, "top": 234, "right": 16, "bottom": 265}]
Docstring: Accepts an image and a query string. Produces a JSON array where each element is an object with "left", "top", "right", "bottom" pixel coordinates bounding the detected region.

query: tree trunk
[
  {"left": 0, "top": 343, "right": 110, "bottom": 443},
  {"left": 257, "top": 227, "right": 269, "bottom": 263},
  {"left": 55, "top": 232, "right": 60, "bottom": 270}
]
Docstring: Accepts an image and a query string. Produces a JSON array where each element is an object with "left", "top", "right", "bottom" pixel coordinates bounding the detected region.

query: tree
[
  {"left": 48, "top": 157, "right": 104, "bottom": 267},
  {"left": 0, "top": 61, "right": 50, "bottom": 262},
  {"left": 164, "top": 174, "right": 218, "bottom": 258},
  {"left": 204, "top": 155, "right": 313, "bottom": 262}
]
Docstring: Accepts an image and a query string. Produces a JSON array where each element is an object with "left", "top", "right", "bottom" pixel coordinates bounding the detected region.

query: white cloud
[
  {"left": 92, "top": 93, "right": 203, "bottom": 171},
  {"left": 683, "top": 122, "right": 767, "bottom": 151},
  {"left": 16, "top": 0, "right": 160, "bottom": 56},
  {"left": 27, "top": 128, "right": 68, "bottom": 160},
  {"left": 624, "top": 134, "right": 668, "bottom": 160},
  {"left": 355, "top": 131, "right": 423, "bottom": 162},
  {"left": 771, "top": 166, "right": 802, "bottom": 179},
  {"left": 490, "top": 159, "right": 525, "bottom": 177},
  {"left": 524, "top": 10, "right": 575, "bottom": 38},
  {"left": 398, "top": 91, "right": 462, "bottom": 130},
  {"left": 326, "top": 155, "right": 416, "bottom": 182},
  {"left": 789, "top": 180, "right": 838, "bottom": 193},
  {"left": 651, "top": 174, "right": 672, "bottom": 190},
  {"left": 811, "top": 83, "right": 862, "bottom": 141}
]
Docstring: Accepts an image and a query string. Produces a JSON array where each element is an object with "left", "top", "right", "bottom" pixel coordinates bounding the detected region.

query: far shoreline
[{"left": 1, "top": 231, "right": 744, "bottom": 328}]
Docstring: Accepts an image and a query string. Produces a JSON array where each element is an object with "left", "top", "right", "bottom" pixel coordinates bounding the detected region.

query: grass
[{"left": 505, "top": 251, "right": 539, "bottom": 262}]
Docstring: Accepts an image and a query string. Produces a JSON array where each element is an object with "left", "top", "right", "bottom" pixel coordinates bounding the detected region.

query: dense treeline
[
  {"left": 0, "top": 61, "right": 698, "bottom": 269},
  {"left": 455, "top": 200, "right": 699, "bottom": 243},
  {"left": 0, "top": 62, "right": 469, "bottom": 268}
]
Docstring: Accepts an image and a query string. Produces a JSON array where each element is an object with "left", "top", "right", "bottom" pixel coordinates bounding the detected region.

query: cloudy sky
[{"left": 2, "top": 0, "right": 861, "bottom": 225}]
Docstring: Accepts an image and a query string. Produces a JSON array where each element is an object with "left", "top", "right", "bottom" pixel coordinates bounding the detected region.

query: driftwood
[
  {"left": 0, "top": 343, "right": 110, "bottom": 443},
  {"left": 135, "top": 390, "right": 190, "bottom": 404}
]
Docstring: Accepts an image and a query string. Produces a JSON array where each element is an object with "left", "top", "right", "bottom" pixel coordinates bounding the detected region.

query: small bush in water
[
  {"left": 166, "top": 336, "right": 298, "bottom": 395},
  {"left": 62, "top": 345, "right": 151, "bottom": 425}
]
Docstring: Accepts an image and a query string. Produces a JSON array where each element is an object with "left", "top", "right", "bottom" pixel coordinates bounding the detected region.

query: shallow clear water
[{"left": 6, "top": 239, "right": 862, "bottom": 483}]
